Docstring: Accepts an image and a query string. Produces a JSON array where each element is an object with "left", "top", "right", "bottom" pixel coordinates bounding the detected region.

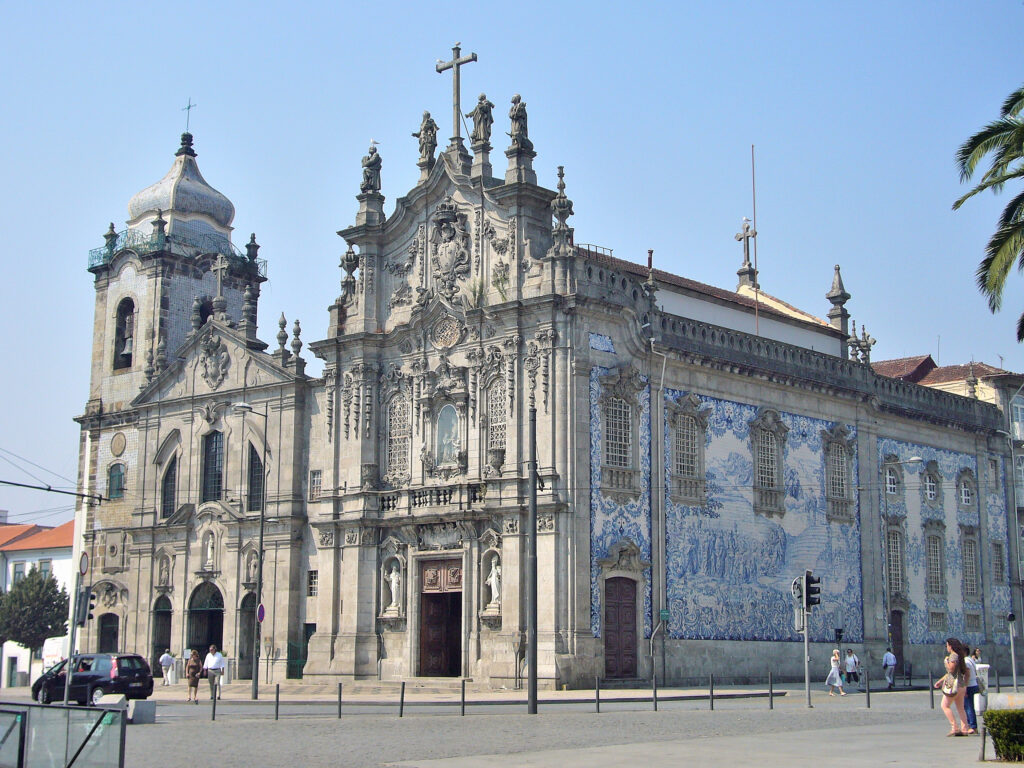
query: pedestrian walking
[
  {"left": 159, "top": 649, "right": 174, "bottom": 685},
  {"left": 960, "top": 639, "right": 980, "bottom": 735},
  {"left": 185, "top": 649, "right": 202, "bottom": 704},
  {"left": 844, "top": 649, "right": 860, "bottom": 688},
  {"left": 882, "top": 647, "right": 898, "bottom": 690},
  {"left": 934, "top": 637, "right": 969, "bottom": 736},
  {"left": 971, "top": 648, "right": 982, "bottom": 663},
  {"left": 202, "top": 645, "right": 226, "bottom": 701},
  {"left": 826, "top": 649, "right": 847, "bottom": 696}
]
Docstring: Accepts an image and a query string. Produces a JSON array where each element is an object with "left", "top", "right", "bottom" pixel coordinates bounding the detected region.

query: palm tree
[{"left": 953, "top": 84, "right": 1024, "bottom": 340}]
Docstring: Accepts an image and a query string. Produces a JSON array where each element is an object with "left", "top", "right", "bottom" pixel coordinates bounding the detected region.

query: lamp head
[{"left": 232, "top": 402, "right": 254, "bottom": 414}]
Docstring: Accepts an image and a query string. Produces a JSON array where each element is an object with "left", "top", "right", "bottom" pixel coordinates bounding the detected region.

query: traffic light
[
  {"left": 804, "top": 570, "right": 821, "bottom": 610},
  {"left": 75, "top": 586, "right": 95, "bottom": 627}
]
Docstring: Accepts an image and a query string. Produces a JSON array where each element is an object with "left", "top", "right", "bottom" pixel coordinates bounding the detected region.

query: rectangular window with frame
[
  {"left": 387, "top": 399, "right": 410, "bottom": 477},
  {"left": 161, "top": 457, "right": 177, "bottom": 519},
  {"left": 604, "top": 398, "right": 632, "bottom": 469},
  {"left": 201, "top": 431, "right": 224, "bottom": 503},
  {"left": 309, "top": 470, "right": 322, "bottom": 501},
  {"left": 993, "top": 541, "right": 1007, "bottom": 583},
  {"left": 307, "top": 570, "right": 319, "bottom": 597},
  {"left": 965, "top": 613, "right": 982, "bottom": 633},
  {"left": 247, "top": 443, "right": 264, "bottom": 512},
  {"left": 990, "top": 458, "right": 1000, "bottom": 486},
  {"left": 487, "top": 382, "right": 507, "bottom": 451},
  {"left": 674, "top": 415, "right": 698, "bottom": 478},
  {"left": 926, "top": 534, "right": 944, "bottom": 594},
  {"left": 12, "top": 562, "right": 24, "bottom": 585},
  {"left": 1013, "top": 397, "right": 1024, "bottom": 441},
  {"left": 996, "top": 615, "right": 1009, "bottom": 634},
  {"left": 38, "top": 559, "right": 51, "bottom": 581},
  {"left": 885, "top": 466, "right": 899, "bottom": 495},
  {"left": 886, "top": 529, "right": 904, "bottom": 593},
  {"left": 827, "top": 446, "right": 848, "bottom": 500},
  {"left": 962, "top": 538, "right": 979, "bottom": 598},
  {"left": 756, "top": 430, "right": 778, "bottom": 489},
  {"left": 929, "top": 611, "right": 946, "bottom": 632}
]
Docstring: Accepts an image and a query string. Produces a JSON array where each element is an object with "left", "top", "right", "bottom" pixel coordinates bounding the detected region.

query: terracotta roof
[
  {"left": 576, "top": 247, "right": 837, "bottom": 334},
  {"left": 871, "top": 355, "right": 936, "bottom": 382},
  {"left": 0, "top": 525, "right": 45, "bottom": 548},
  {"left": 918, "top": 362, "right": 1011, "bottom": 386},
  {"left": 0, "top": 520, "right": 74, "bottom": 552}
]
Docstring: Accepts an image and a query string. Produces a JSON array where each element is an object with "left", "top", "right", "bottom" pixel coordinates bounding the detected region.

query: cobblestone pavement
[{"left": 119, "top": 688, "right": 987, "bottom": 768}]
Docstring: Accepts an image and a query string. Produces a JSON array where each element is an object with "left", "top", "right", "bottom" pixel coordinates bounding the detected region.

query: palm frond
[
  {"left": 956, "top": 118, "right": 1023, "bottom": 182},
  {"left": 976, "top": 219, "right": 1024, "bottom": 311},
  {"left": 1016, "top": 311, "right": 1024, "bottom": 343},
  {"left": 1001, "top": 84, "right": 1024, "bottom": 118},
  {"left": 954, "top": 167, "right": 1024, "bottom": 210}
]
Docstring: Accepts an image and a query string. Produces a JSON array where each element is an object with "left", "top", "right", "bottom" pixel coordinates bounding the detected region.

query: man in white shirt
[
  {"left": 882, "top": 647, "right": 898, "bottom": 690},
  {"left": 202, "top": 645, "right": 226, "bottom": 700},
  {"left": 158, "top": 649, "right": 174, "bottom": 685}
]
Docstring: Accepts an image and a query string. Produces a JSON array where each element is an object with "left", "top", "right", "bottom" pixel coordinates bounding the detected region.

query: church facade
[{"left": 73, "top": 77, "right": 1018, "bottom": 687}]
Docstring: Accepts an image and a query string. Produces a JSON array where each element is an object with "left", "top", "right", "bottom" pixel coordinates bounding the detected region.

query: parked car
[{"left": 31, "top": 653, "right": 154, "bottom": 706}]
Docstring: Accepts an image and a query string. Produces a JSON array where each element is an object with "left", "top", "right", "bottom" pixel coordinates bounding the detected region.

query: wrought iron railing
[{"left": 88, "top": 227, "right": 267, "bottom": 278}]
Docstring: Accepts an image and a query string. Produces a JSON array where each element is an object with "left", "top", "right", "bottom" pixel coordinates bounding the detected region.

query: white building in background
[{"left": 0, "top": 521, "right": 74, "bottom": 688}]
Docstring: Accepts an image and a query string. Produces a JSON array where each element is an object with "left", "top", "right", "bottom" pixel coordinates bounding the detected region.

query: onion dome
[{"left": 127, "top": 133, "right": 235, "bottom": 230}]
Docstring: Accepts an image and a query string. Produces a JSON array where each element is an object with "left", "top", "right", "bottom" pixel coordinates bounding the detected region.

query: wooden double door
[
  {"left": 419, "top": 560, "right": 463, "bottom": 677},
  {"left": 604, "top": 577, "right": 638, "bottom": 678}
]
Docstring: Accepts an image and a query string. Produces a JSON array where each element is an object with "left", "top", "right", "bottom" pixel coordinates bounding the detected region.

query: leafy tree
[
  {"left": 953, "top": 84, "right": 1024, "bottom": 339},
  {"left": 0, "top": 568, "right": 68, "bottom": 662}
]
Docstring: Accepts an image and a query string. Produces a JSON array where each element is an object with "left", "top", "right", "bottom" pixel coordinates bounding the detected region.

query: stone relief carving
[
  {"left": 318, "top": 529, "right": 334, "bottom": 548},
  {"left": 198, "top": 334, "right": 230, "bottom": 390},
  {"left": 538, "top": 514, "right": 555, "bottom": 533},
  {"left": 342, "top": 372, "right": 353, "bottom": 439},
  {"left": 598, "top": 365, "right": 645, "bottom": 407},
  {"left": 325, "top": 368, "right": 336, "bottom": 442},
  {"left": 503, "top": 516, "right": 520, "bottom": 535},
  {"left": 430, "top": 197, "right": 471, "bottom": 301},
  {"left": 418, "top": 522, "right": 465, "bottom": 550},
  {"left": 361, "top": 463, "right": 379, "bottom": 490},
  {"left": 344, "top": 529, "right": 359, "bottom": 545},
  {"left": 389, "top": 283, "right": 412, "bottom": 308}
]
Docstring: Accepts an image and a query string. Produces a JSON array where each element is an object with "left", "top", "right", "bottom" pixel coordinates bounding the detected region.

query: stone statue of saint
[
  {"left": 508, "top": 94, "right": 533, "bottom": 152},
  {"left": 386, "top": 562, "right": 402, "bottom": 609},
  {"left": 412, "top": 112, "right": 438, "bottom": 163},
  {"left": 360, "top": 145, "right": 382, "bottom": 194},
  {"left": 247, "top": 552, "right": 258, "bottom": 582},
  {"left": 204, "top": 534, "right": 214, "bottom": 568},
  {"left": 159, "top": 557, "right": 169, "bottom": 586},
  {"left": 466, "top": 93, "right": 495, "bottom": 145},
  {"left": 485, "top": 559, "right": 501, "bottom": 606}
]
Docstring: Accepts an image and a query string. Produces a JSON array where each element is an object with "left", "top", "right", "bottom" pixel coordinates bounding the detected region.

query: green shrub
[{"left": 984, "top": 709, "right": 1024, "bottom": 761}]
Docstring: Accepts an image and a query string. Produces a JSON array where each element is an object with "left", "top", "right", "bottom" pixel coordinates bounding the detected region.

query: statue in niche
[
  {"left": 466, "top": 94, "right": 495, "bottom": 144},
  {"left": 436, "top": 404, "right": 459, "bottom": 464},
  {"left": 203, "top": 533, "right": 215, "bottom": 568},
  {"left": 247, "top": 551, "right": 258, "bottom": 582},
  {"left": 485, "top": 558, "right": 501, "bottom": 607},
  {"left": 158, "top": 557, "right": 170, "bottom": 586},
  {"left": 385, "top": 561, "right": 402, "bottom": 610},
  {"left": 412, "top": 112, "right": 438, "bottom": 163},
  {"left": 360, "top": 145, "right": 382, "bottom": 194},
  {"left": 508, "top": 94, "right": 533, "bottom": 151}
]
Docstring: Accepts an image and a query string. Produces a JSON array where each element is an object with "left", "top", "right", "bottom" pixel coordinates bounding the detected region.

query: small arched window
[
  {"left": 161, "top": 457, "right": 177, "bottom": 518},
  {"left": 201, "top": 431, "right": 223, "bottom": 502},
  {"left": 108, "top": 463, "right": 125, "bottom": 499},
  {"left": 113, "top": 298, "right": 135, "bottom": 370}
]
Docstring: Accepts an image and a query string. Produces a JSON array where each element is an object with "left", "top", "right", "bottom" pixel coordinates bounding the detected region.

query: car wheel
[
  {"left": 36, "top": 687, "right": 50, "bottom": 705},
  {"left": 90, "top": 687, "right": 106, "bottom": 706}
]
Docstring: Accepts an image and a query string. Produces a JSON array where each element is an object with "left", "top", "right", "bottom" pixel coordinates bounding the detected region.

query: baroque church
[{"left": 73, "top": 61, "right": 1018, "bottom": 687}]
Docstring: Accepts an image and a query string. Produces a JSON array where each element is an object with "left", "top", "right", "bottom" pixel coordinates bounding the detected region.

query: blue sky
[{"left": 1, "top": 1, "right": 1022, "bottom": 524}]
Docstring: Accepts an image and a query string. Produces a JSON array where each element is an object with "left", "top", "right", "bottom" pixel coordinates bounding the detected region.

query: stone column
[
  {"left": 505, "top": 147, "right": 537, "bottom": 186},
  {"left": 334, "top": 526, "right": 380, "bottom": 679},
  {"left": 471, "top": 141, "right": 492, "bottom": 181},
  {"left": 303, "top": 527, "right": 340, "bottom": 677}
]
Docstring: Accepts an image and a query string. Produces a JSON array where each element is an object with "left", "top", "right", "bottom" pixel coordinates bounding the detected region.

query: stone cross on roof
[
  {"left": 436, "top": 43, "right": 477, "bottom": 147},
  {"left": 212, "top": 253, "right": 229, "bottom": 298}
]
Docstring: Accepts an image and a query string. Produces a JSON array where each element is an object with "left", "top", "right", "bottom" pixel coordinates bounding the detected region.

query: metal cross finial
[
  {"left": 436, "top": 43, "right": 477, "bottom": 143},
  {"left": 182, "top": 98, "right": 197, "bottom": 132},
  {"left": 734, "top": 217, "right": 756, "bottom": 266},
  {"left": 212, "top": 254, "right": 229, "bottom": 298}
]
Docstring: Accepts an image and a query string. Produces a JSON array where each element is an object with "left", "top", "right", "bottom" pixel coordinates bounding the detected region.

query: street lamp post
[
  {"left": 879, "top": 456, "right": 922, "bottom": 649},
  {"left": 233, "top": 402, "right": 268, "bottom": 701}
]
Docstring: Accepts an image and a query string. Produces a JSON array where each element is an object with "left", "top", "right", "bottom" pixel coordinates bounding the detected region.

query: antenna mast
[{"left": 752, "top": 144, "right": 760, "bottom": 336}]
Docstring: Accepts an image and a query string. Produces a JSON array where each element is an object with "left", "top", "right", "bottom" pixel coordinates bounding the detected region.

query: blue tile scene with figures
[{"left": 663, "top": 390, "right": 862, "bottom": 643}]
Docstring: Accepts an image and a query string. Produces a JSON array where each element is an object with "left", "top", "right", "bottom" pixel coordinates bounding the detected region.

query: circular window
[{"left": 431, "top": 317, "right": 461, "bottom": 349}]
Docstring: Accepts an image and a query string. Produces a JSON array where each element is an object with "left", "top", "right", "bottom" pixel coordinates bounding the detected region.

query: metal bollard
[
  {"left": 768, "top": 670, "right": 773, "bottom": 710},
  {"left": 865, "top": 668, "right": 870, "bottom": 708},
  {"left": 930, "top": 668, "right": 935, "bottom": 709},
  {"left": 460, "top": 679, "right": 466, "bottom": 717},
  {"left": 595, "top": 675, "right": 600, "bottom": 714},
  {"left": 709, "top": 674, "right": 714, "bottom": 711},
  {"left": 338, "top": 682, "right": 343, "bottom": 719},
  {"left": 211, "top": 690, "right": 217, "bottom": 722},
  {"left": 399, "top": 681, "right": 406, "bottom": 718},
  {"left": 980, "top": 726, "right": 987, "bottom": 761},
  {"left": 275, "top": 683, "right": 280, "bottom": 720},
  {"left": 996, "top": 666, "right": 1001, "bottom": 693},
  {"left": 652, "top": 673, "right": 658, "bottom": 712}
]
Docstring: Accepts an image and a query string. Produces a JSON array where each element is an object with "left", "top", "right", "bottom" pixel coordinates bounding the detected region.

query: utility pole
[{"left": 527, "top": 406, "right": 538, "bottom": 714}]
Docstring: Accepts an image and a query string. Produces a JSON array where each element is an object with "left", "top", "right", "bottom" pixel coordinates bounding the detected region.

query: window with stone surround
[
  {"left": 925, "top": 529, "right": 946, "bottom": 596},
  {"left": 750, "top": 409, "right": 787, "bottom": 518},
  {"left": 599, "top": 367, "right": 644, "bottom": 500},
  {"left": 113, "top": 297, "right": 135, "bottom": 371},
  {"left": 386, "top": 396, "right": 410, "bottom": 478},
  {"left": 965, "top": 613, "right": 982, "bottom": 633},
  {"left": 247, "top": 443, "right": 264, "bottom": 512},
  {"left": 957, "top": 469, "right": 976, "bottom": 510},
  {"left": 201, "top": 431, "right": 223, "bottom": 503},
  {"left": 921, "top": 462, "right": 942, "bottom": 508},
  {"left": 161, "top": 457, "right": 177, "bottom": 519},
  {"left": 886, "top": 528, "right": 905, "bottom": 594},
  {"left": 885, "top": 466, "right": 900, "bottom": 496},
  {"left": 962, "top": 534, "right": 979, "bottom": 599},
  {"left": 668, "top": 394, "right": 709, "bottom": 505},
  {"left": 929, "top": 611, "right": 947, "bottom": 633},
  {"left": 487, "top": 381, "right": 506, "bottom": 451},
  {"left": 309, "top": 470, "right": 322, "bottom": 501},
  {"left": 108, "top": 463, "right": 125, "bottom": 500},
  {"left": 993, "top": 541, "right": 1007, "bottom": 583},
  {"left": 307, "top": 570, "right": 318, "bottom": 597},
  {"left": 822, "top": 424, "right": 854, "bottom": 523},
  {"left": 604, "top": 397, "right": 632, "bottom": 468}
]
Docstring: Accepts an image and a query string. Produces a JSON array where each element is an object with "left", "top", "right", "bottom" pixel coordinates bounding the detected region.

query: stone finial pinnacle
[
  {"left": 175, "top": 132, "right": 196, "bottom": 157},
  {"left": 277, "top": 313, "right": 288, "bottom": 352},
  {"left": 826, "top": 264, "right": 850, "bottom": 306},
  {"left": 291, "top": 319, "right": 303, "bottom": 358}
]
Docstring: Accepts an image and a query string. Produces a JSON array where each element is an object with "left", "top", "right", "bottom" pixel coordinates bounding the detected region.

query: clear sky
[{"left": 1, "top": 1, "right": 1022, "bottom": 525}]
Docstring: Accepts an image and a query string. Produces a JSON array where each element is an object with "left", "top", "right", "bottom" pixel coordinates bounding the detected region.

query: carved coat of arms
[
  {"left": 199, "top": 334, "right": 230, "bottom": 390},
  {"left": 430, "top": 196, "right": 471, "bottom": 300}
]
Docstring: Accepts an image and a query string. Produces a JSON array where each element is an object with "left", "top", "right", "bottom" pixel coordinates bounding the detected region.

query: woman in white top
[{"left": 825, "top": 649, "right": 846, "bottom": 696}]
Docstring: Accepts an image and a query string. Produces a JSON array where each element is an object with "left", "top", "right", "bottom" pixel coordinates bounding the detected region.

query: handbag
[{"left": 941, "top": 673, "right": 958, "bottom": 696}]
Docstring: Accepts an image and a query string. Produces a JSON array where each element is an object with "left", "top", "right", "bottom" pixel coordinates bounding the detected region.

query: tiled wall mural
[
  {"left": 663, "top": 391, "right": 862, "bottom": 643},
  {"left": 589, "top": 366, "right": 653, "bottom": 638},
  {"left": 877, "top": 438, "right": 1010, "bottom": 647}
]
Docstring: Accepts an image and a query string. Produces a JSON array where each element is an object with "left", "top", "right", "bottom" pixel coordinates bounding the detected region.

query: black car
[{"left": 31, "top": 653, "right": 154, "bottom": 706}]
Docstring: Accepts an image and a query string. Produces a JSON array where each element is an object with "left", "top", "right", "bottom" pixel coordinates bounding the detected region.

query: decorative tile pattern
[
  {"left": 663, "top": 390, "right": 862, "bottom": 642},
  {"left": 588, "top": 333, "right": 615, "bottom": 354},
  {"left": 590, "top": 366, "right": 652, "bottom": 638}
]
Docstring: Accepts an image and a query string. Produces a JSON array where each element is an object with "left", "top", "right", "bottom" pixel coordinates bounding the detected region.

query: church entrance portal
[
  {"left": 890, "top": 610, "right": 905, "bottom": 674},
  {"left": 237, "top": 593, "right": 256, "bottom": 679},
  {"left": 419, "top": 560, "right": 462, "bottom": 677},
  {"left": 98, "top": 613, "right": 120, "bottom": 654},
  {"left": 604, "top": 577, "right": 637, "bottom": 678},
  {"left": 187, "top": 582, "right": 224, "bottom": 653},
  {"left": 151, "top": 596, "right": 172, "bottom": 676}
]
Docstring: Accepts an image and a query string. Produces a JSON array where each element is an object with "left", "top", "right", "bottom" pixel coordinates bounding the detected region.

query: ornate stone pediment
[
  {"left": 598, "top": 365, "right": 645, "bottom": 406},
  {"left": 597, "top": 539, "right": 650, "bottom": 574}
]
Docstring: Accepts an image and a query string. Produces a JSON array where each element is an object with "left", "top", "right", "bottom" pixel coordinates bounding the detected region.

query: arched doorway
[
  {"left": 604, "top": 577, "right": 637, "bottom": 679},
  {"left": 889, "top": 610, "right": 905, "bottom": 674},
  {"left": 98, "top": 613, "right": 119, "bottom": 653},
  {"left": 187, "top": 582, "right": 224, "bottom": 653},
  {"left": 237, "top": 593, "right": 256, "bottom": 680},
  {"left": 152, "top": 596, "right": 172, "bottom": 676}
]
